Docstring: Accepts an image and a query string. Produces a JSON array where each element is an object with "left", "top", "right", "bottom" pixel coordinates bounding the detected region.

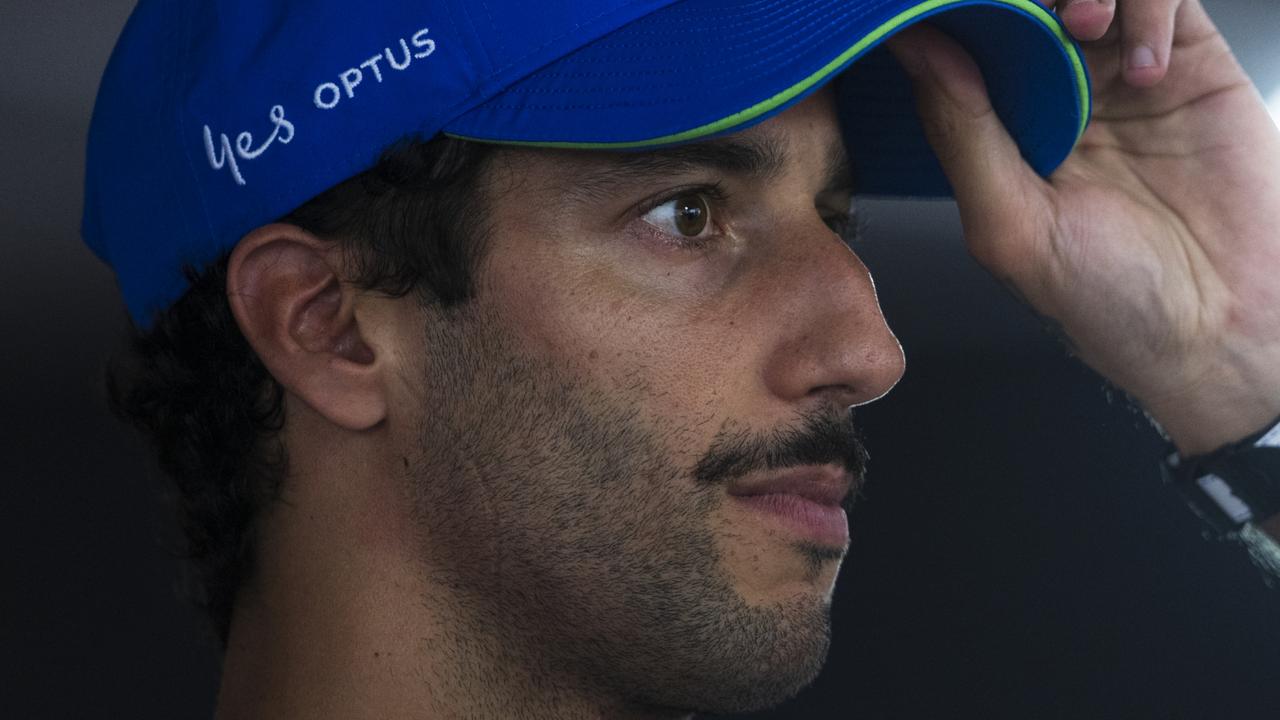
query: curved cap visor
[{"left": 446, "top": 0, "right": 1090, "bottom": 197}]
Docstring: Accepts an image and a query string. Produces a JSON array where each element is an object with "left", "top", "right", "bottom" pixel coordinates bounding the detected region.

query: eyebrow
[
  {"left": 567, "top": 127, "right": 856, "bottom": 201},
  {"left": 819, "top": 137, "right": 856, "bottom": 196}
]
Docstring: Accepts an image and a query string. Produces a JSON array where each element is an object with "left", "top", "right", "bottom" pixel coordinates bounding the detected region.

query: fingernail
[{"left": 1129, "top": 45, "right": 1157, "bottom": 69}]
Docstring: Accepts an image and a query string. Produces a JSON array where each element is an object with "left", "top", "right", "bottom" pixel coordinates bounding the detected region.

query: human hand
[{"left": 886, "top": 0, "right": 1280, "bottom": 455}]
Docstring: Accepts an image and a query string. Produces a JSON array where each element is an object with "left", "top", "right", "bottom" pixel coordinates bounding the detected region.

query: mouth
[{"left": 726, "top": 466, "right": 853, "bottom": 549}]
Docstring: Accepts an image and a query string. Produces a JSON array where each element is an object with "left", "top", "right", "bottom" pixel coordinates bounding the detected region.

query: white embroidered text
[
  {"left": 314, "top": 27, "right": 436, "bottom": 110},
  {"left": 203, "top": 104, "right": 296, "bottom": 186}
]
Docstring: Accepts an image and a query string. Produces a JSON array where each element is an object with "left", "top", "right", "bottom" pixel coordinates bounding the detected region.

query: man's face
[{"left": 389, "top": 88, "right": 904, "bottom": 713}]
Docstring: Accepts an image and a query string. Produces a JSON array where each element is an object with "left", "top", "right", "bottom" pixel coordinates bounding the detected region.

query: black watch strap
[{"left": 1162, "top": 417, "right": 1280, "bottom": 538}]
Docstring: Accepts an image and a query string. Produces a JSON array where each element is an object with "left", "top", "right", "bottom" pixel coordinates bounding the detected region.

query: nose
[{"left": 761, "top": 225, "right": 905, "bottom": 410}]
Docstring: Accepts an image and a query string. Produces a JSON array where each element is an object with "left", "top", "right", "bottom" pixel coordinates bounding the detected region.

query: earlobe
[{"left": 227, "top": 224, "right": 387, "bottom": 431}]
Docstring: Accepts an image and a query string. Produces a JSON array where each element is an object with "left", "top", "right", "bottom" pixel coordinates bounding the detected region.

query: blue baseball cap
[{"left": 82, "top": 0, "right": 1090, "bottom": 327}]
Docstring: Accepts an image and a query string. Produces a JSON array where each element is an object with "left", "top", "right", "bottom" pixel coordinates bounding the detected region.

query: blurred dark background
[{"left": 4, "top": 1, "right": 1280, "bottom": 717}]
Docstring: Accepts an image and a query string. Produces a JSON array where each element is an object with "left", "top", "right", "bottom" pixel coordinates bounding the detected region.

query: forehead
[{"left": 491, "top": 88, "right": 850, "bottom": 191}]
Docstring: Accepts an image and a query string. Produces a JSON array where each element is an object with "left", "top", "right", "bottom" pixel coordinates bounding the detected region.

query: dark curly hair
[{"left": 107, "top": 135, "right": 497, "bottom": 647}]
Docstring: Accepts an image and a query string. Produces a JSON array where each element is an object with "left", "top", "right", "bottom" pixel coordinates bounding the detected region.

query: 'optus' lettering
[{"left": 314, "top": 28, "right": 436, "bottom": 110}]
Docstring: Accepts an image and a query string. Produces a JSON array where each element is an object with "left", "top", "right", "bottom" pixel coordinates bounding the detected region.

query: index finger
[{"left": 1042, "top": 0, "right": 1118, "bottom": 42}]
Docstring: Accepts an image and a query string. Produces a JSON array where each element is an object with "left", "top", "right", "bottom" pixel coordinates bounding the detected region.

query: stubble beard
[{"left": 406, "top": 299, "right": 835, "bottom": 716}]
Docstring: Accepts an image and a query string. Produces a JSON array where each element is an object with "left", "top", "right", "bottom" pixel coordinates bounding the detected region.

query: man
[{"left": 84, "top": 0, "right": 1280, "bottom": 717}]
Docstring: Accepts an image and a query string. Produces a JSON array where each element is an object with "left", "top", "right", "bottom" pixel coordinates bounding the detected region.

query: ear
[{"left": 227, "top": 224, "right": 386, "bottom": 430}]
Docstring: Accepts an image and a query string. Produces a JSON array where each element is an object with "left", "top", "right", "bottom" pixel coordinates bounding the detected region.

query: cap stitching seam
[
  {"left": 618, "top": 0, "right": 825, "bottom": 38},
  {"left": 485, "top": 0, "right": 661, "bottom": 78},
  {"left": 477, "top": 0, "right": 506, "bottom": 68},
  {"left": 176, "top": 2, "right": 220, "bottom": 258},
  {"left": 458, "top": 0, "right": 494, "bottom": 75},
  {"left": 499, "top": 0, "right": 881, "bottom": 95}
]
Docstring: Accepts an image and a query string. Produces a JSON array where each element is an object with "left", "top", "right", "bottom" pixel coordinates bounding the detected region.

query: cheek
[{"left": 496, "top": 268, "right": 752, "bottom": 414}]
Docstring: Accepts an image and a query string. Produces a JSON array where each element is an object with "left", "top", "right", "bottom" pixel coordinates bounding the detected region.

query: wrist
[
  {"left": 1139, "top": 352, "right": 1280, "bottom": 456},
  {"left": 1162, "top": 415, "right": 1280, "bottom": 538},
  {"left": 1157, "top": 399, "right": 1280, "bottom": 456}
]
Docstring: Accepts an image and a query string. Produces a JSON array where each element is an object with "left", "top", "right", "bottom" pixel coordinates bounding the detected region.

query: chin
[{"left": 622, "top": 594, "right": 835, "bottom": 716}]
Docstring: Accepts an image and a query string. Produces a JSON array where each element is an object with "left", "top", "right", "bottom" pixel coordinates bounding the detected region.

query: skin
[
  {"left": 219, "top": 90, "right": 902, "bottom": 720},
  {"left": 886, "top": 0, "right": 1280, "bottom": 455},
  {"left": 213, "top": 0, "right": 1280, "bottom": 717}
]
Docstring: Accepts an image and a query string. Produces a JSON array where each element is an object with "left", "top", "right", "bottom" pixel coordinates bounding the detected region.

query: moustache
[{"left": 693, "top": 409, "right": 869, "bottom": 508}]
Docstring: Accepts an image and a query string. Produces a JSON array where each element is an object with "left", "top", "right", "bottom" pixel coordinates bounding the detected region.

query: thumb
[{"left": 884, "top": 24, "right": 1052, "bottom": 279}]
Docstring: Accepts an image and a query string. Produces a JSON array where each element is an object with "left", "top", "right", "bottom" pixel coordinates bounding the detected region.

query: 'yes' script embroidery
[{"left": 203, "top": 104, "right": 295, "bottom": 186}]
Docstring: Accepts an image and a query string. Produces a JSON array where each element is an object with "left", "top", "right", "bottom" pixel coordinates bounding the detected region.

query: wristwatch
[{"left": 1162, "top": 416, "right": 1280, "bottom": 539}]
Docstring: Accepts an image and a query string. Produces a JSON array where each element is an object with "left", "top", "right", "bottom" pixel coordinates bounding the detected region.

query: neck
[{"left": 212, "top": 441, "right": 691, "bottom": 720}]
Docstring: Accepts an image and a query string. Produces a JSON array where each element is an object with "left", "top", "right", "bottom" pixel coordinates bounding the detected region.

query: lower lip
[{"left": 731, "top": 493, "right": 849, "bottom": 547}]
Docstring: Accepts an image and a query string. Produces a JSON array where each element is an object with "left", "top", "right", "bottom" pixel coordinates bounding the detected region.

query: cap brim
[{"left": 443, "top": 0, "right": 1089, "bottom": 198}]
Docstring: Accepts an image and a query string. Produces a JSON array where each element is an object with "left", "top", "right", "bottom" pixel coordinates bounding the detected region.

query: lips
[
  {"left": 726, "top": 466, "right": 852, "bottom": 507},
  {"left": 726, "top": 466, "right": 855, "bottom": 548}
]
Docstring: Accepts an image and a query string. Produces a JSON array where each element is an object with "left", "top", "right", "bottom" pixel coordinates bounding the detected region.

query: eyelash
[
  {"left": 634, "top": 183, "right": 867, "bottom": 250},
  {"left": 636, "top": 182, "right": 730, "bottom": 250},
  {"left": 825, "top": 207, "right": 868, "bottom": 247}
]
